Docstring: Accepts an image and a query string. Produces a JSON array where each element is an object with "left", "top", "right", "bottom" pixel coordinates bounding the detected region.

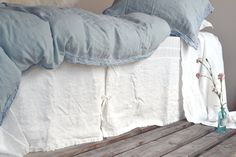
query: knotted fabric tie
[{"left": 101, "top": 95, "right": 111, "bottom": 111}]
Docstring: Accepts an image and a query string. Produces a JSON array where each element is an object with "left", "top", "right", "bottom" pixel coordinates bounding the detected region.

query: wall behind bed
[{"left": 0, "top": 0, "right": 112, "bottom": 11}]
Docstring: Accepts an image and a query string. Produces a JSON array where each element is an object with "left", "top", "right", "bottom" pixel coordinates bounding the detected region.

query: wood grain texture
[
  {"left": 75, "top": 121, "right": 193, "bottom": 157},
  {"left": 164, "top": 129, "right": 236, "bottom": 157},
  {"left": 25, "top": 125, "right": 158, "bottom": 157},
  {"left": 115, "top": 125, "right": 215, "bottom": 157},
  {"left": 200, "top": 133, "right": 236, "bottom": 157},
  {"left": 25, "top": 121, "right": 236, "bottom": 157}
]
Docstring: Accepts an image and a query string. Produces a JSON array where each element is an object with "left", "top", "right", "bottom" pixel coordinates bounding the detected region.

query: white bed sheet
[{"left": 0, "top": 33, "right": 232, "bottom": 157}]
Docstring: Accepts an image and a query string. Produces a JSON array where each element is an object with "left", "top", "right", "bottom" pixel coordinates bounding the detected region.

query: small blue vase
[{"left": 217, "top": 106, "right": 227, "bottom": 133}]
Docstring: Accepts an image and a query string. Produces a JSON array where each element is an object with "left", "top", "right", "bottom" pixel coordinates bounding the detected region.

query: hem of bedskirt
[
  {"left": 102, "top": 119, "right": 182, "bottom": 138},
  {"left": 29, "top": 136, "right": 103, "bottom": 152}
]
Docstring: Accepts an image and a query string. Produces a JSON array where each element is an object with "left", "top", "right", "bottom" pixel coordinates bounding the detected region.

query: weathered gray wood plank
[
  {"left": 163, "top": 129, "right": 236, "bottom": 157},
  {"left": 75, "top": 121, "right": 193, "bottom": 157},
  {"left": 115, "top": 125, "right": 215, "bottom": 157},
  {"left": 200, "top": 133, "right": 236, "bottom": 157},
  {"left": 24, "top": 125, "right": 158, "bottom": 157}
]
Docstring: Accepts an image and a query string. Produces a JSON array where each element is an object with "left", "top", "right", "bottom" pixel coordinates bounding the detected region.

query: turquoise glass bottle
[{"left": 217, "top": 106, "right": 227, "bottom": 133}]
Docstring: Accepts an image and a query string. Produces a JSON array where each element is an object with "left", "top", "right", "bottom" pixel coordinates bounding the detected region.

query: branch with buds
[{"left": 196, "top": 58, "right": 226, "bottom": 108}]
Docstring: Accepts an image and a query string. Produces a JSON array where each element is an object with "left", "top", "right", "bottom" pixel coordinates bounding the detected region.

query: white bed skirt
[{"left": 1, "top": 32, "right": 232, "bottom": 157}]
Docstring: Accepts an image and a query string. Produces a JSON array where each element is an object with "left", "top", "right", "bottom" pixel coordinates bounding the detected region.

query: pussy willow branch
[
  {"left": 206, "top": 58, "right": 213, "bottom": 73},
  {"left": 200, "top": 60, "right": 217, "bottom": 88},
  {"left": 220, "top": 79, "right": 224, "bottom": 107},
  {"left": 200, "top": 59, "right": 223, "bottom": 107}
]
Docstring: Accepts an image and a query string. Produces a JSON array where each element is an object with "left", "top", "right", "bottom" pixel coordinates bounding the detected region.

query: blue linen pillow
[
  {"left": 103, "top": 0, "right": 214, "bottom": 49},
  {"left": 0, "top": 7, "right": 54, "bottom": 71}
]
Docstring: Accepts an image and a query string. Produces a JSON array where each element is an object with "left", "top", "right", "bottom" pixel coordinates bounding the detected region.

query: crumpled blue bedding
[{"left": 0, "top": 3, "right": 170, "bottom": 125}]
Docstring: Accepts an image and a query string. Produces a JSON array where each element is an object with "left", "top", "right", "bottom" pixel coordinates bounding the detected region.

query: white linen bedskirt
[{"left": 1, "top": 32, "right": 234, "bottom": 157}]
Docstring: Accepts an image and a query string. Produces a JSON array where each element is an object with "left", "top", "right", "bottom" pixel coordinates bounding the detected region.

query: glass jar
[{"left": 217, "top": 106, "right": 227, "bottom": 133}]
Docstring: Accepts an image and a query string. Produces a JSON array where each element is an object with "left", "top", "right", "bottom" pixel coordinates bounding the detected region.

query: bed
[
  {"left": 1, "top": 1, "right": 236, "bottom": 157},
  {"left": 1, "top": 31, "right": 233, "bottom": 157}
]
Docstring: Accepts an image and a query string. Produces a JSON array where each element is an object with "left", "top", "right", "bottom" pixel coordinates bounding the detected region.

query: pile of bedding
[
  {"left": 0, "top": 3, "right": 171, "bottom": 125},
  {"left": 0, "top": 0, "right": 215, "bottom": 126}
]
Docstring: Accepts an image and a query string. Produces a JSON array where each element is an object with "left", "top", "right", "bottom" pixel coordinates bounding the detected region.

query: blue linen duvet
[{"left": 0, "top": 3, "right": 170, "bottom": 125}]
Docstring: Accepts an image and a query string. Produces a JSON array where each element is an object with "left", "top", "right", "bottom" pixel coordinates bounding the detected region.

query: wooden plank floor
[{"left": 25, "top": 120, "right": 236, "bottom": 157}]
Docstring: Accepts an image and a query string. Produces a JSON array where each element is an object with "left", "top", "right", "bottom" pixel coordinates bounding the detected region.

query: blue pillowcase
[{"left": 103, "top": 0, "right": 214, "bottom": 49}]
